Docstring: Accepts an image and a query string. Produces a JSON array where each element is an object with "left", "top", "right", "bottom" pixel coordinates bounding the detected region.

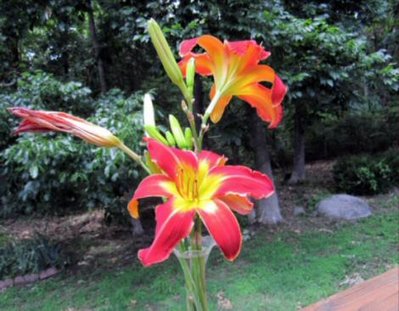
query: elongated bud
[
  {"left": 168, "top": 114, "right": 186, "bottom": 149},
  {"left": 184, "top": 127, "right": 193, "bottom": 150},
  {"left": 9, "top": 107, "right": 122, "bottom": 148},
  {"left": 165, "top": 131, "right": 177, "bottom": 147},
  {"left": 144, "top": 125, "right": 169, "bottom": 145},
  {"left": 186, "top": 58, "right": 195, "bottom": 96},
  {"left": 147, "top": 19, "right": 190, "bottom": 99},
  {"left": 143, "top": 94, "right": 155, "bottom": 130}
]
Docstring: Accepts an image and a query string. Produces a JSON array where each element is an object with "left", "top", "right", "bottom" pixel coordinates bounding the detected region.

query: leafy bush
[
  {"left": 12, "top": 71, "right": 93, "bottom": 114},
  {"left": 307, "top": 108, "right": 399, "bottom": 160},
  {"left": 0, "top": 71, "right": 93, "bottom": 152},
  {"left": 1, "top": 89, "right": 145, "bottom": 219},
  {"left": 333, "top": 149, "right": 399, "bottom": 195},
  {"left": 0, "top": 98, "right": 16, "bottom": 151},
  {"left": 0, "top": 234, "right": 65, "bottom": 279}
]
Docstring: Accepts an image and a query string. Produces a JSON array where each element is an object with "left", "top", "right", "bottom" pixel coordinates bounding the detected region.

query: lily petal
[
  {"left": 197, "top": 200, "right": 242, "bottom": 261},
  {"left": 133, "top": 174, "right": 175, "bottom": 200},
  {"left": 146, "top": 138, "right": 197, "bottom": 179},
  {"left": 227, "top": 40, "right": 270, "bottom": 61},
  {"left": 128, "top": 199, "right": 140, "bottom": 219},
  {"left": 138, "top": 199, "right": 195, "bottom": 266},
  {"left": 211, "top": 165, "right": 274, "bottom": 199},
  {"left": 219, "top": 194, "right": 254, "bottom": 215},
  {"left": 179, "top": 53, "right": 213, "bottom": 77},
  {"left": 226, "top": 41, "right": 270, "bottom": 75},
  {"left": 198, "top": 150, "right": 227, "bottom": 170},
  {"left": 209, "top": 83, "right": 232, "bottom": 123},
  {"left": 227, "top": 65, "right": 275, "bottom": 94},
  {"left": 272, "top": 74, "right": 288, "bottom": 107},
  {"left": 238, "top": 83, "right": 283, "bottom": 128}
]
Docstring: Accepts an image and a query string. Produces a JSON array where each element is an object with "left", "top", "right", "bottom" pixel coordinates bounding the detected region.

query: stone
[
  {"left": 293, "top": 206, "right": 306, "bottom": 216},
  {"left": 39, "top": 267, "right": 58, "bottom": 280},
  {"left": 317, "top": 194, "right": 372, "bottom": 220},
  {"left": 0, "top": 278, "right": 13, "bottom": 291}
]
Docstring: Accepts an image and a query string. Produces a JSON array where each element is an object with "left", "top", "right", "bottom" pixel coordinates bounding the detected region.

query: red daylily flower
[
  {"left": 179, "top": 35, "right": 287, "bottom": 127},
  {"left": 9, "top": 107, "right": 122, "bottom": 148},
  {"left": 131, "top": 138, "right": 274, "bottom": 266}
]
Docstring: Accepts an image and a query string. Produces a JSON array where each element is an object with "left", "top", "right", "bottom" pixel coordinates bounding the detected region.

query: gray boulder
[{"left": 317, "top": 194, "right": 372, "bottom": 220}]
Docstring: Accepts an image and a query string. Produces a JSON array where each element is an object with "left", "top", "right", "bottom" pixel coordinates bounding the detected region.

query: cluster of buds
[{"left": 143, "top": 94, "right": 193, "bottom": 150}]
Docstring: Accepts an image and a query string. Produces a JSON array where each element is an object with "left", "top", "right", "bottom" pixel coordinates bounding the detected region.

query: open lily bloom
[
  {"left": 179, "top": 35, "right": 287, "bottom": 127},
  {"left": 9, "top": 107, "right": 122, "bottom": 148},
  {"left": 131, "top": 138, "right": 274, "bottom": 266}
]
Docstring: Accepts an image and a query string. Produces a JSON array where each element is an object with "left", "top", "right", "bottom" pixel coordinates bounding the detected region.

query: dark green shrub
[
  {"left": 333, "top": 149, "right": 399, "bottom": 195},
  {"left": 0, "top": 234, "right": 65, "bottom": 279},
  {"left": 307, "top": 108, "right": 399, "bottom": 160},
  {"left": 0, "top": 96, "right": 17, "bottom": 151},
  {"left": 13, "top": 71, "right": 93, "bottom": 114},
  {"left": 383, "top": 149, "right": 399, "bottom": 184}
]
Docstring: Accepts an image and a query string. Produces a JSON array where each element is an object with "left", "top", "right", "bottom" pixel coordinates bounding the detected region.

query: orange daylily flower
[{"left": 179, "top": 36, "right": 287, "bottom": 127}]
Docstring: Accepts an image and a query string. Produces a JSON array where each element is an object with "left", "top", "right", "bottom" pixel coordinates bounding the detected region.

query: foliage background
[{"left": 0, "top": 0, "right": 398, "bottom": 218}]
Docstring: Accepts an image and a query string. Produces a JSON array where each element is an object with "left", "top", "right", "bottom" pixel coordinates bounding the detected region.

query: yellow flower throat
[{"left": 177, "top": 167, "right": 200, "bottom": 202}]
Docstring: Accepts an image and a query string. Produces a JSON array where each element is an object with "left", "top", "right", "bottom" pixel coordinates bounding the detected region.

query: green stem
[
  {"left": 118, "top": 143, "right": 151, "bottom": 174},
  {"left": 199, "top": 91, "right": 222, "bottom": 147},
  {"left": 187, "top": 109, "right": 201, "bottom": 153},
  {"left": 179, "top": 78, "right": 213, "bottom": 311}
]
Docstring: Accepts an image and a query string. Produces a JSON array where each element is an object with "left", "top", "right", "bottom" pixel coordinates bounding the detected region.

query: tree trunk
[
  {"left": 87, "top": 0, "right": 107, "bottom": 94},
  {"left": 289, "top": 102, "right": 306, "bottom": 184},
  {"left": 251, "top": 114, "right": 283, "bottom": 225}
]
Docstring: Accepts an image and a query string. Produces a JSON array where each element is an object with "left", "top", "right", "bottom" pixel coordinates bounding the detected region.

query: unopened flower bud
[
  {"left": 9, "top": 107, "right": 122, "bottom": 148},
  {"left": 168, "top": 114, "right": 186, "bottom": 149},
  {"left": 184, "top": 128, "right": 193, "bottom": 150},
  {"left": 165, "top": 131, "right": 177, "bottom": 147},
  {"left": 144, "top": 125, "right": 169, "bottom": 145},
  {"left": 147, "top": 19, "right": 190, "bottom": 99},
  {"left": 143, "top": 93, "right": 156, "bottom": 131},
  {"left": 186, "top": 58, "right": 196, "bottom": 96}
]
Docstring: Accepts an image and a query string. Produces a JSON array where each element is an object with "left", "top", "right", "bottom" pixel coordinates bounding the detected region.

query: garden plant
[{"left": 9, "top": 19, "right": 288, "bottom": 310}]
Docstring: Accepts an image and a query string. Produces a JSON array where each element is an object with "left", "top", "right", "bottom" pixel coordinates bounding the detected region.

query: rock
[
  {"left": 293, "top": 206, "right": 305, "bottom": 216},
  {"left": 317, "top": 194, "right": 372, "bottom": 220},
  {"left": 39, "top": 267, "right": 58, "bottom": 280},
  {"left": 23, "top": 273, "right": 39, "bottom": 283},
  {"left": 0, "top": 278, "right": 13, "bottom": 291}
]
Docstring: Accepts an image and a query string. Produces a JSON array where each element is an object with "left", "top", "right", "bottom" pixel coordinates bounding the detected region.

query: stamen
[
  {"left": 186, "top": 175, "right": 191, "bottom": 200},
  {"left": 178, "top": 168, "right": 185, "bottom": 197},
  {"left": 194, "top": 179, "right": 199, "bottom": 200}
]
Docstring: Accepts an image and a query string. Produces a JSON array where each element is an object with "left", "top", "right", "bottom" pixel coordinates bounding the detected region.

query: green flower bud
[
  {"left": 144, "top": 125, "right": 168, "bottom": 145},
  {"left": 186, "top": 58, "right": 196, "bottom": 96},
  {"left": 165, "top": 131, "right": 177, "bottom": 147},
  {"left": 147, "top": 19, "right": 190, "bottom": 99},
  {"left": 184, "top": 127, "right": 193, "bottom": 150},
  {"left": 168, "top": 114, "right": 186, "bottom": 149}
]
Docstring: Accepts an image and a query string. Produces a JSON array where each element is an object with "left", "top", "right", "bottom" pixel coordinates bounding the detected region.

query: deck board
[{"left": 301, "top": 267, "right": 398, "bottom": 311}]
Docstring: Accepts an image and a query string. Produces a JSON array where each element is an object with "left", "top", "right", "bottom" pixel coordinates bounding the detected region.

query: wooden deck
[{"left": 301, "top": 267, "right": 399, "bottom": 311}]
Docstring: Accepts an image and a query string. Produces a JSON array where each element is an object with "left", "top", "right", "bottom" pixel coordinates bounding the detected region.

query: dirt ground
[{"left": 0, "top": 160, "right": 396, "bottom": 274}]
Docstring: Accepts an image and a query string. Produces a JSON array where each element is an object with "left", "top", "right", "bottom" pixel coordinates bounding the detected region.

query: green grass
[{"left": 1, "top": 208, "right": 398, "bottom": 310}]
